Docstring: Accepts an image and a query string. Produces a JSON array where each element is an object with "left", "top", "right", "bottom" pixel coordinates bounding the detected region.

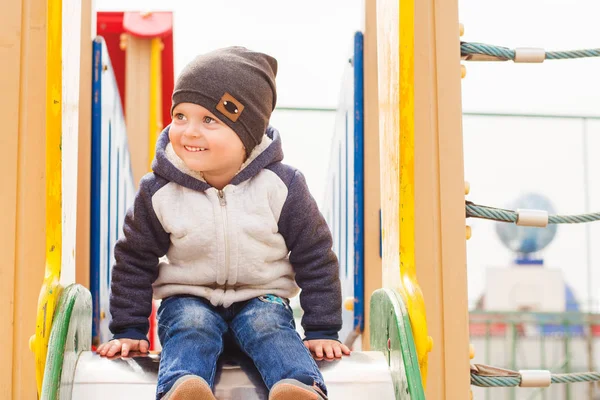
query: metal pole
[
  {"left": 565, "top": 318, "right": 572, "bottom": 400},
  {"left": 582, "top": 118, "right": 594, "bottom": 400},
  {"left": 511, "top": 320, "right": 517, "bottom": 400},
  {"left": 541, "top": 319, "right": 547, "bottom": 400},
  {"left": 486, "top": 320, "right": 491, "bottom": 400}
]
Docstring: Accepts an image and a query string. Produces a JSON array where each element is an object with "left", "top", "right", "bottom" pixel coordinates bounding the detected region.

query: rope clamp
[
  {"left": 516, "top": 209, "right": 549, "bottom": 227},
  {"left": 514, "top": 48, "right": 546, "bottom": 63},
  {"left": 519, "top": 370, "right": 551, "bottom": 387}
]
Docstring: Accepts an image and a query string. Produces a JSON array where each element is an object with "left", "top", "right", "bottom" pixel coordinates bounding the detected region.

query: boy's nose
[{"left": 183, "top": 126, "right": 202, "bottom": 138}]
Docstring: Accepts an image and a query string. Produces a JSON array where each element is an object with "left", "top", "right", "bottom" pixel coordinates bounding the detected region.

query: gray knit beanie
[{"left": 171, "top": 46, "right": 278, "bottom": 156}]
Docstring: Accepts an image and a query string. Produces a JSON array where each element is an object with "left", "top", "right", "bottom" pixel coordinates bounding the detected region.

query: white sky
[{"left": 96, "top": 0, "right": 600, "bottom": 309}]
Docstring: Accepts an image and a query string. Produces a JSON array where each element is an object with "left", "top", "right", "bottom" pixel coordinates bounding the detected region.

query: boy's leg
[
  {"left": 229, "top": 296, "right": 326, "bottom": 393},
  {"left": 156, "top": 296, "right": 227, "bottom": 398}
]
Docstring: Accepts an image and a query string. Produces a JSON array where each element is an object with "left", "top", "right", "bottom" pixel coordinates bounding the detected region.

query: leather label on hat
[{"left": 216, "top": 92, "right": 244, "bottom": 122}]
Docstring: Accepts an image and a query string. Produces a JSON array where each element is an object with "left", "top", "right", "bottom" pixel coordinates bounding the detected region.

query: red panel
[
  {"left": 161, "top": 31, "right": 175, "bottom": 128},
  {"left": 96, "top": 11, "right": 174, "bottom": 129},
  {"left": 123, "top": 12, "right": 173, "bottom": 38},
  {"left": 97, "top": 12, "right": 127, "bottom": 114}
]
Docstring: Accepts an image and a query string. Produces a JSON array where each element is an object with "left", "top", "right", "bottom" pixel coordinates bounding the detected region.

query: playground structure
[{"left": 4, "top": 0, "right": 600, "bottom": 399}]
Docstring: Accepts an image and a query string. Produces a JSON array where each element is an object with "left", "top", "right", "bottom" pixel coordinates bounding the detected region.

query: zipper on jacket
[{"left": 218, "top": 189, "right": 230, "bottom": 290}]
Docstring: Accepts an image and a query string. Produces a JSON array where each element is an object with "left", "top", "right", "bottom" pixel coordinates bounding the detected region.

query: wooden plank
[
  {"left": 0, "top": 0, "right": 24, "bottom": 397},
  {"left": 12, "top": 0, "right": 48, "bottom": 398},
  {"left": 76, "top": 0, "right": 94, "bottom": 289},
  {"left": 125, "top": 35, "right": 152, "bottom": 187},
  {"left": 362, "top": 0, "right": 382, "bottom": 351},
  {"left": 60, "top": 0, "right": 82, "bottom": 285},
  {"left": 434, "top": 0, "right": 471, "bottom": 395},
  {"left": 376, "top": 0, "right": 401, "bottom": 295},
  {"left": 413, "top": 0, "right": 442, "bottom": 392},
  {"left": 413, "top": 0, "right": 471, "bottom": 397}
]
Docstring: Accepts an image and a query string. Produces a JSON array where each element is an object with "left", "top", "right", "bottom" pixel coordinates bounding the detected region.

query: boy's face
[{"left": 170, "top": 102, "right": 246, "bottom": 174}]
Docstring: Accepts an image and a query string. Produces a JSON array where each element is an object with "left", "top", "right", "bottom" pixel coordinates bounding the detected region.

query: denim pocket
[{"left": 257, "top": 294, "right": 290, "bottom": 309}]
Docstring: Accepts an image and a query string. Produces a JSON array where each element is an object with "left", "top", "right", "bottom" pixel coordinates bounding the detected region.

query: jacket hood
[{"left": 151, "top": 125, "right": 284, "bottom": 191}]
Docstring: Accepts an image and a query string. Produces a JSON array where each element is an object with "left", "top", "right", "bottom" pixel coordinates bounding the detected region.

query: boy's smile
[{"left": 183, "top": 145, "right": 208, "bottom": 152}]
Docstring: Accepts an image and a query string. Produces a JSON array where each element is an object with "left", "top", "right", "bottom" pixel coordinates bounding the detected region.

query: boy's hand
[
  {"left": 96, "top": 338, "right": 149, "bottom": 358},
  {"left": 303, "top": 339, "right": 351, "bottom": 361}
]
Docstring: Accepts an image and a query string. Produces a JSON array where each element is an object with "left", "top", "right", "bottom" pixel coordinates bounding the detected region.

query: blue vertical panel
[
  {"left": 322, "top": 32, "right": 365, "bottom": 344},
  {"left": 90, "top": 37, "right": 136, "bottom": 345},
  {"left": 353, "top": 31, "right": 365, "bottom": 332},
  {"left": 90, "top": 39, "right": 103, "bottom": 345}
]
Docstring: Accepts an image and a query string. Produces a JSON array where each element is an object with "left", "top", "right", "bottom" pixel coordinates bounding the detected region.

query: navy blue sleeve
[
  {"left": 109, "top": 174, "right": 171, "bottom": 341},
  {"left": 277, "top": 170, "right": 342, "bottom": 339},
  {"left": 303, "top": 329, "right": 340, "bottom": 342}
]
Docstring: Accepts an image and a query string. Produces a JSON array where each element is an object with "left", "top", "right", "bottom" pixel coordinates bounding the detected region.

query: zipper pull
[{"left": 218, "top": 190, "right": 227, "bottom": 206}]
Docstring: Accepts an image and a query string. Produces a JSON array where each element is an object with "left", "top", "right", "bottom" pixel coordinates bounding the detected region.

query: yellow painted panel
[
  {"left": 398, "top": 0, "right": 431, "bottom": 386},
  {"left": 32, "top": 0, "right": 63, "bottom": 393}
]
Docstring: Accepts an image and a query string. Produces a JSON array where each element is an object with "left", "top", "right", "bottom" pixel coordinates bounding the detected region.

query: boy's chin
[{"left": 182, "top": 160, "right": 208, "bottom": 174}]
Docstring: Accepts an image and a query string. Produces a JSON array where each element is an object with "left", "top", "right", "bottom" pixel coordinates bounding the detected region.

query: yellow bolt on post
[
  {"left": 469, "top": 343, "right": 475, "bottom": 399},
  {"left": 460, "top": 23, "right": 466, "bottom": 79},
  {"left": 344, "top": 297, "right": 355, "bottom": 311},
  {"left": 465, "top": 182, "right": 471, "bottom": 240},
  {"left": 119, "top": 33, "right": 128, "bottom": 51}
]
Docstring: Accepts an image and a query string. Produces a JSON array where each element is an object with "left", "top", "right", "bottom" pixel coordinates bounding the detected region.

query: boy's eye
[
  {"left": 203, "top": 116, "right": 216, "bottom": 124},
  {"left": 174, "top": 113, "right": 186, "bottom": 121}
]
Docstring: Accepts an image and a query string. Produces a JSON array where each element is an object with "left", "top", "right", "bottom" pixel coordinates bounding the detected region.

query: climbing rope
[
  {"left": 471, "top": 364, "right": 600, "bottom": 387},
  {"left": 461, "top": 42, "right": 600, "bottom": 62},
  {"left": 466, "top": 201, "right": 600, "bottom": 225}
]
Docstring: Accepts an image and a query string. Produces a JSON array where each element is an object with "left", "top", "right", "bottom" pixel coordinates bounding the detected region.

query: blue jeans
[{"left": 156, "top": 295, "right": 325, "bottom": 399}]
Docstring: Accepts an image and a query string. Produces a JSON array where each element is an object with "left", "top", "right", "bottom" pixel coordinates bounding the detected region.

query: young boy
[{"left": 97, "top": 47, "right": 350, "bottom": 400}]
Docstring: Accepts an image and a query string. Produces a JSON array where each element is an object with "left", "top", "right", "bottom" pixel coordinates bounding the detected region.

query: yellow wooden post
[
  {"left": 31, "top": 0, "right": 64, "bottom": 393},
  {"left": 376, "top": 0, "right": 432, "bottom": 385},
  {"left": 1, "top": 0, "right": 47, "bottom": 398},
  {"left": 362, "top": 0, "right": 382, "bottom": 350},
  {"left": 149, "top": 37, "right": 163, "bottom": 170},
  {"left": 29, "top": 0, "right": 82, "bottom": 394},
  {"left": 377, "top": 0, "right": 470, "bottom": 396}
]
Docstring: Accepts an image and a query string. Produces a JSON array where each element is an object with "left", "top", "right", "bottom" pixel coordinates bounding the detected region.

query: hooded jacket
[{"left": 109, "top": 125, "right": 342, "bottom": 342}]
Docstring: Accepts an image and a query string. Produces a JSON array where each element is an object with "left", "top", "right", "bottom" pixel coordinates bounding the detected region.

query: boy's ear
[{"left": 217, "top": 92, "right": 245, "bottom": 122}]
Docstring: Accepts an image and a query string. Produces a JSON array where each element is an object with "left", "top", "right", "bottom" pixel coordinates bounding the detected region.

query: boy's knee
[
  {"left": 244, "top": 297, "right": 294, "bottom": 334},
  {"left": 159, "top": 296, "right": 217, "bottom": 330}
]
